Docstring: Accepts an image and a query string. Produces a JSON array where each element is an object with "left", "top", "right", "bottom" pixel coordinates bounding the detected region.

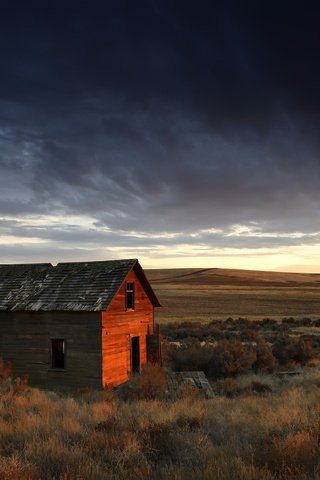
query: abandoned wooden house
[{"left": 0, "top": 259, "right": 161, "bottom": 389}]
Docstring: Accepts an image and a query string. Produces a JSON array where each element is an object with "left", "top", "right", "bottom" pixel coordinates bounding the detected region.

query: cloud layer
[{"left": 1, "top": 1, "right": 320, "bottom": 269}]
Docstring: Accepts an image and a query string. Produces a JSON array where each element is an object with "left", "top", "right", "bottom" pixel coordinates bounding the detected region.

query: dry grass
[
  {"left": 1, "top": 268, "right": 320, "bottom": 478},
  {"left": 146, "top": 267, "right": 320, "bottom": 322},
  {"left": 0, "top": 370, "right": 319, "bottom": 479}
]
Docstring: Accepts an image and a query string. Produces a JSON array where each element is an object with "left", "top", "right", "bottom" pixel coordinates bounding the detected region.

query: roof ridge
[
  {"left": 56, "top": 259, "right": 137, "bottom": 266},
  {"left": 0, "top": 259, "right": 160, "bottom": 311},
  {"left": 0, "top": 263, "right": 52, "bottom": 268}
]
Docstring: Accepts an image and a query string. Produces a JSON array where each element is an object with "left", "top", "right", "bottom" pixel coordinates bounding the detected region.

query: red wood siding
[{"left": 101, "top": 269, "right": 154, "bottom": 387}]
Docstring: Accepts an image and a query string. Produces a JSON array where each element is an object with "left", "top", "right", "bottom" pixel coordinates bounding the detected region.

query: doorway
[{"left": 131, "top": 336, "right": 140, "bottom": 373}]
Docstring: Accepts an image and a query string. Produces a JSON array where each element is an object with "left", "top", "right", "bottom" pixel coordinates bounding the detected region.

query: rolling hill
[{"left": 145, "top": 268, "right": 320, "bottom": 323}]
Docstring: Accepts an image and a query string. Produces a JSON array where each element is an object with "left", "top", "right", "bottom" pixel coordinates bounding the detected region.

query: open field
[
  {"left": 1, "top": 369, "right": 320, "bottom": 480},
  {"left": 146, "top": 268, "right": 320, "bottom": 323},
  {"left": 1, "top": 268, "right": 320, "bottom": 479}
]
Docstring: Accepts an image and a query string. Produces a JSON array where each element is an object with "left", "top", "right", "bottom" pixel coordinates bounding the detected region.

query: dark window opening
[
  {"left": 51, "top": 339, "right": 65, "bottom": 369},
  {"left": 126, "top": 282, "right": 135, "bottom": 310},
  {"left": 131, "top": 336, "right": 140, "bottom": 373}
]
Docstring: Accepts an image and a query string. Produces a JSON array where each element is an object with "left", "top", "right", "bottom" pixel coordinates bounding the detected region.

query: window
[
  {"left": 126, "top": 282, "right": 135, "bottom": 310},
  {"left": 51, "top": 339, "right": 65, "bottom": 369}
]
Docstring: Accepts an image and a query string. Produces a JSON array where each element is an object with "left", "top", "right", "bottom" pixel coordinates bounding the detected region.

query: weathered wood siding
[
  {"left": 101, "top": 269, "right": 154, "bottom": 386},
  {"left": 0, "top": 311, "right": 102, "bottom": 390}
]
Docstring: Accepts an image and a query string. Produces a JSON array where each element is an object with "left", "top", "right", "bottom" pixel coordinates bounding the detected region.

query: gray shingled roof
[{"left": 0, "top": 259, "right": 160, "bottom": 311}]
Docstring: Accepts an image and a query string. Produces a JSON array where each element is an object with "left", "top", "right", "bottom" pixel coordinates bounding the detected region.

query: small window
[
  {"left": 126, "top": 282, "right": 135, "bottom": 310},
  {"left": 51, "top": 339, "right": 65, "bottom": 369}
]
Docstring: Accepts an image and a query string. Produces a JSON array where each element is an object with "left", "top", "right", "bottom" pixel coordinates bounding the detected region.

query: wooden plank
[
  {"left": 0, "top": 267, "right": 157, "bottom": 390},
  {"left": 101, "top": 270, "right": 155, "bottom": 386},
  {"left": 0, "top": 311, "right": 102, "bottom": 389}
]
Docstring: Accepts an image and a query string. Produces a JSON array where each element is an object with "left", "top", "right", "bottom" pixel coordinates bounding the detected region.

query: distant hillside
[
  {"left": 146, "top": 267, "right": 320, "bottom": 286},
  {"left": 145, "top": 268, "right": 320, "bottom": 323}
]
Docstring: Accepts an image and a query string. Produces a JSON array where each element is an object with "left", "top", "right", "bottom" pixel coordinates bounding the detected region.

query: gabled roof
[
  {"left": 0, "top": 263, "right": 52, "bottom": 311},
  {"left": 0, "top": 259, "right": 160, "bottom": 311}
]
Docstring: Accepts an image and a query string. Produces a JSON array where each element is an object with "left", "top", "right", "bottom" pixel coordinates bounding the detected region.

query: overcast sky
[{"left": 1, "top": 1, "right": 320, "bottom": 271}]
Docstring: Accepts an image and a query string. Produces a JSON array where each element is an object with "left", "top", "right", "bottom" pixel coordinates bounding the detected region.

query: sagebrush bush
[
  {"left": 120, "top": 364, "right": 168, "bottom": 400},
  {"left": 209, "top": 339, "right": 257, "bottom": 378},
  {"left": 272, "top": 335, "right": 315, "bottom": 367},
  {"left": 0, "top": 357, "right": 11, "bottom": 384},
  {"left": 167, "top": 343, "right": 214, "bottom": 375},
  {"left": 214, "top": 378, "right": 242, "bottom": 397},
  {"left": 163, "top": 318, "right": 320, "bottom": 376},
  {"left": 0, "top": 356, "right": 28, "bottom": 396},
  {"left": 245, "top": 332, "right": 276, "bottom": 372},
  {"left": 213, "top": 378, "right": 272, "bottom": 397},
  {"left": 167, "top": 339, "right": 258, "bottom": 379}
]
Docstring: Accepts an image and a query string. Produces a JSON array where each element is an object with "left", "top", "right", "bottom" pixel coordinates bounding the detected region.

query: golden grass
[
  {"left": 146, "top": 267, "right": 320, "bottom": 322},
  {"left": 1, "top": 266, "right": 320, "bottom": 478},
  {"left": 0, "top": 370, "right": 319, "bottom": 479}
]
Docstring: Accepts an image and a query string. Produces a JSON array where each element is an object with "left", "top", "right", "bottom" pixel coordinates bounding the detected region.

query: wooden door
[{"left": 131, "top": 336, "right": 140, "bottom": 373}]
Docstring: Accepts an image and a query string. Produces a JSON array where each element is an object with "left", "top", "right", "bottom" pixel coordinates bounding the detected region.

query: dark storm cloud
[
  {"left": 2, "top": 1, "right": 319, "bottom": 126},
  {"left": 1, "top": 0, "right": 320, "bottom": 259}
]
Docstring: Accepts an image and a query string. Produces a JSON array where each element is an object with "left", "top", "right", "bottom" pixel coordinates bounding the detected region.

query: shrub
[
  {"left": 0, "top": 356, "right": 12, "bottom": 384},
  {"left": 272, "top": 336, "right": 300, "bottom": 366},
  {"left": 214, "top": 378, "right": 272, "bottom": 397},
  {"left": 208, "top": 340, "right": 257, "bottom": 379},
  {"left": 261, "top": 318, "right": 277, "bottom": 327},
  {"left": 273, "top": 335, "right": 316, "bottom": 367},
  {"left": 0, "top": 357, "right": 28, "bottom": 396},
  {"left": 214, "top": 378, "right": 242, "bottom": 397},
  {"left": 249, "top": 381, "right": 272, "bottom": 393},
  {"left": 295, "top": 336, "right": 315, "bottom": 364},
  {"left": 166, "top": 343, "right": 214, "bottom": 375},
  {"left": 246, "top": 332, "right": 276, "bottom": 373},
  {"left": 282, "top": 317, "right": 295, "bottom": 325},
  {"left": 121, "top": 364, "right": 168, "bottom": 400},
  {"left": 301, "top": 317, "right": 312, "bottom": 326},
  {"left": 167, "top": 339, "right": 258, "bottom": 379},
  {"left": 175, "top": 381, "right": 200, "bottom": 400}
]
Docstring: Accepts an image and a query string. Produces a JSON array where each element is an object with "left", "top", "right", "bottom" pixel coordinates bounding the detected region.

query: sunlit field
[
  {"left": 0, "top": 368, "right": 320, "bottom": 480},
  {"left": 147, "top": 268, "right": 320, "bottom": 323},
  {"left": 2, "top": 267, "right": 320, "bottom": 479}
]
